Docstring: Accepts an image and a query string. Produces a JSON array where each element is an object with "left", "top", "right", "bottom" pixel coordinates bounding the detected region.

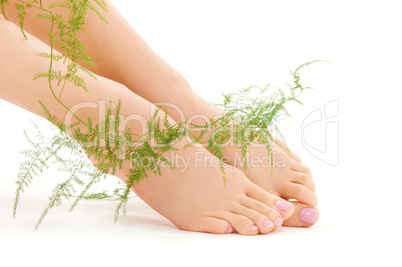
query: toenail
[
  {"left": 300, "top": 208, "right": 318, "bottom": 224},
  {"left": 275, "top": 200, "right": 292, "bottom": 211},
  {"left": 263, "top": 220, "right": 274, "bottom": 229},
  {"left": 226, "top": 226, "right": 233, "bottom": 234},
  {"left": 250, "top": 225, "right": 259, "bottom": 232},
  {"left": 274, "top": 217, "right": 283, "bottom": 226}
]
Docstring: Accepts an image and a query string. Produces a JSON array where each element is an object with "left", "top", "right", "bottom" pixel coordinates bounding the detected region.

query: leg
[
  {"left": 0, "top": 17, "right": 296, "bottom": 234},
  {"left": 2, "top": 0, "right": 317, "bottom": 226},
  {"left": 2, "top": 0, "right": 189, "bottom": 104}
]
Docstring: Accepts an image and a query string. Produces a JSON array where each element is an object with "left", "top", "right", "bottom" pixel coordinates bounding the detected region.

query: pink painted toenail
[
  {"left": 250, "top": 225, "right": 258, "bottom": 232},
  {"left": 226, "top": 226, "right": 233, "bottom": 234},
  {"left": 300, "top": 208, "right": 318, "bottom": 224},
  {"left": 274, "top": 217, "right": 283, "bottom": 226},
  {"left": 275, "top": 200, "right": 292, "bottom": 211},
  {"left": 263, "top": 220, "right": 274, "bottom": 229}
]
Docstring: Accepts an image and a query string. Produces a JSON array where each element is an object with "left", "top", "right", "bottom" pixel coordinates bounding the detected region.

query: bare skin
[
  {"left": 2, "top": 0, "right": 318, "bottom": 227},
  {"left": 169, "top": 99, "right": 320, "bottom": 227},
  {"left": 0, "top": 18, "right": 296, "bottom": 234}
]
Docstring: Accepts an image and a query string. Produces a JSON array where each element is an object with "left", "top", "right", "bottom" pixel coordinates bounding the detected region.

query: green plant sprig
[
  {"left": 13, "top": 60, "right": 323, "bottom": 228},
  {"left": 1, "top": 0, "right": 113, "bottom": 138},
  {"left": 2, "top": 0, "right": 325, "bottom": 228}
]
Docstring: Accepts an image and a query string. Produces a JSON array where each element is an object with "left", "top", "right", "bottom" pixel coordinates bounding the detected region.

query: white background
[{"left": 1, "top": 0, "right": 401, "bottom": 266}]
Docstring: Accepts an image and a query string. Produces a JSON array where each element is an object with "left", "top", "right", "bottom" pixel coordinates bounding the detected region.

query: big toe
[{"left": 282, "top": 201, "right": 319, "bottom": 227}]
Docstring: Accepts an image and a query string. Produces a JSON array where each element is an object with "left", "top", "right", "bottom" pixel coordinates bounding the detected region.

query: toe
[
  {"left": 197, "top": 217, "right": 233, "bottom": 234},
  {"left": 290, "top": 161, "right": 312, "bottom": 177},
  {"left": 289, "top": 151, "right": 302, "bottom": 164},
  {"left": 282, "top": 201, "right": 319, "bottom": 227},
  {"left": 225, "top": 213, "right": 260, "bottom": 235},
  {"left": 246, "top": 181, "right": 295, "bottom": 220},
  {"left": 290, "top": 171, "right": 316, "bottom": 192},
  {"left": 280, "top": 183, "right": 317, "bottom": 207},
  {"left": 241, "top": 196, "right": 283, "bottom": 232},
  {"left": 233, "top": 205, "right": 276, "bottom": 234}
]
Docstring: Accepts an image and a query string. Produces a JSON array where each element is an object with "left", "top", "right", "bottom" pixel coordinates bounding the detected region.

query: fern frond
[
  {"left": 13, "top": 0, "right": 325, "bottom": 229},
  {"left": 14, "top": 2, "right": 28, "bottom": 39},
  {"left": 36, "top": 52, "right": 65, "bottom": 61},
  {"left": 87, "top": 1, "right": 107, "bottom": 23},
  {"left": 0, "top": 0, "right": 9, "bottom": 20}
]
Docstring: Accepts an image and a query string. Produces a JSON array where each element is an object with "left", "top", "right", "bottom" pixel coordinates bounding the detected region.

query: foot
[
  {"left": 238, "top": 138, "right": 318, "bottom": 207},
  {"left": 254, "top": 139, "right": 319, "bottom": 227},
  {"left": 160, "top": 92, "right": 318, "bottom": 227},
  {"left": 115, "top": 138, "right": 295, "bottom": 235},
  {"left": 222, "top": 135, "right": 319, "bottom": 228}
]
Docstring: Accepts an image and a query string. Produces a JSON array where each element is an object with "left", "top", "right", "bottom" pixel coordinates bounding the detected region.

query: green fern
[
  {"left": 2, "top": 0, "right": 108, "bottom": 130},
  {"left": 14, "top": 61, "right": 324, "bottom": 228},
  {"left": 1, "top": 0, "right": 325, "bottom": 227},
  {"left": 0, "top": 0, "right": 9, "bottom": 19}
]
